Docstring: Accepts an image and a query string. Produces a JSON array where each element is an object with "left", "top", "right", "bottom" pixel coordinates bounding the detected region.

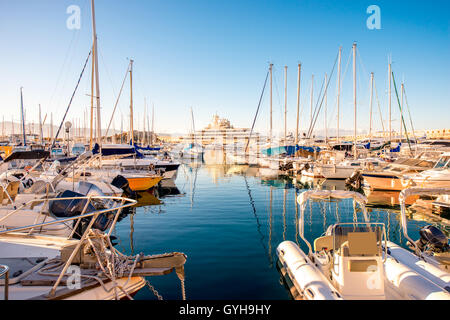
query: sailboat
[
  {"left": 77, "top": 5, "right": 178, "bottom": 190},
  {"left": 0, "top": 194, "right": 187, "bottom": 300},
  {"left": 179, "top": 108, "right": 204, "bottom": 160}
]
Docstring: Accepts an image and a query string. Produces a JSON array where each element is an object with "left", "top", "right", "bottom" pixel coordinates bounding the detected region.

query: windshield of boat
[
  {"left": 433, "top": 156, "right": 450, "bottom": 169},
  {"left": 332, "top": 223, "right": 385, "bottom": 257},
  {"left": 393, "top": 158, "right": 434, "bottom": 168}
]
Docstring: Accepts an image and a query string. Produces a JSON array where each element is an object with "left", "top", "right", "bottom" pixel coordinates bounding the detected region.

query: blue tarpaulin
[
  {"left": 133, "top": 144, "right": 161, "bottom": 152},
  {"left": 92, "top": 143, "right": 144, "bottom": 158},
  {"left": 261, "top": 145, "right": 320, "bottom": 156}
]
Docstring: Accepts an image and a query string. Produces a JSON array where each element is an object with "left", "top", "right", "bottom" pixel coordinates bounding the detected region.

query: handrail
[
  {"left": 296, "top": 190, "right": 369, "bottom": 255},
  {"left": 0, "top": 265, "right": 9, "bottom": 300},
  {"left": 0, "top": 195, "right": 137, "bottom": 299}
]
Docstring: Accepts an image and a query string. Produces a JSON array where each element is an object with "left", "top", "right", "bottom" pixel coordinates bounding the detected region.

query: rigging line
[
  {"left": 54, "top": 28, "right": 83, "bottom": 118},
  {"left": 391, "top": 70, "right": 412, "bottom": 154},
  {"left": 99, "top": 48, "right": 119, "bottom": 100},
  {"left": 104, "top": 62, "right": 131, "bottom": 139},
  {"left": 246, "top": 70, "right": 269, "bottom": 152},
  {"left": 373, "top": 79, "right": 386, "bottom": 137},
  {"left": 47, "top": 29, "right": 78, "bottom": 110},
  {"left": 51, "top": 50, "right": 92, "bottom": 149},
  {"left": 307, "top": 76, "right": 325, "bottom": 138},
  {"left": 307, "top": 51, "right": 339, "bottom": 138},
  {"left": 272, "top": 67, "right": 284, "bottom": 135},
  {"left": 402, "top": 85, "right": 417, "bottom": 142},
  {"left": 46, "top": 0, "right": 88, "bottom": 112},
  {"left": 308, "top": 54, "right": 338, "bottom": 139}
]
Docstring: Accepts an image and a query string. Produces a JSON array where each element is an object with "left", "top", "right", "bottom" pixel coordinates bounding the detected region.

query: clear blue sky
[{"left": 0, "top": 0, "right": 449, "bottom": 136}]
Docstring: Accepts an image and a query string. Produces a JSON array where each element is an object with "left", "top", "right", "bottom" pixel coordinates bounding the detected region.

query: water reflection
[{"left": 113, "top": 163, "right": 448, "bottom": 300}]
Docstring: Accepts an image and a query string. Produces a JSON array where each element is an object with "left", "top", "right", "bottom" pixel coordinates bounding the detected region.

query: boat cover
[{"left": 2, "top": 150, "right": 50, "bottom": 163}]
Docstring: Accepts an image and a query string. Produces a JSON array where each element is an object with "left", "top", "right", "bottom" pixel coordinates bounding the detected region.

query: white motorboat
[
  {"left": 277, "top": 189, "right": 450, "bottom": 300},
  {"left": 404, "top": 152, "right": 450, "bottom": 188},
  {"left": 304, "top": 158, "right": 386, "bottom": 180}
]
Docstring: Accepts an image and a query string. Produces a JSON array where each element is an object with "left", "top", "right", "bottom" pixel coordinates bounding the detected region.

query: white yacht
[{"left": 404, "top": 152, "right": 450, "bottom": 188}]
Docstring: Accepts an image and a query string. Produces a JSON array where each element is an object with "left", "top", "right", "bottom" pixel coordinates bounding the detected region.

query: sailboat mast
[
  {"left": 20, "top": 87, "right": 26, "bottom": 146},
  {"left": 295, "top": 63, "right": 301, "bottom": 146},
  {"left": 89, "top": 51, "right": 94, "bottom": 148},
  {"left": 336, "top": 46, "right": 342, "bottom": 144},
  {"left": 39, "top": 104, "right": 43, "bottom": 145},
  {"left": 50, "top": 113, "right": 53, "bottom": 143},
  {"left": 269, "top": 63, "right": 273, "bottom": 146},
  {"left": 143, "top": 98, "right": 147, "bottom": 145},
  {"left": 324, "top": 73, "right": 328, "bottom": 144},
  {"left": 352, "top": 43, "right": 357, "bottom": 160},
  {"left": 310, "top": 75, "right": 314, "bottom": 129},
  {"left": 369, "top": 72, "right": 374, "bottom": 140},
  {"left": 388, "top": 62, "right": 392, "bottom": 143},
  {"left": 120, "top": 113, "right": 123, "bottom": 144},
  {"left": 151, "top": 104, "right": 154, "bottom": 145},
  {"left": 284, "top": 66, "right": 288, "bottom": 144},
  {"left": 91, "top": 0, "right": 101, "bottom": 148},
  {"left": 191, "top": 107, "right": 197, "bottom": 145},
  {"left": 400, "top": 82, "right": 404, "bottom": 142},
  {"left": 11, "top": 116, "right": 14, "bottom": 141},
  {"left": 129, "top": 59, "right": 134, "bottom": 145}
]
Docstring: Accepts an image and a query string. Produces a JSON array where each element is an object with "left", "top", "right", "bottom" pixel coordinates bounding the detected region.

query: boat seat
[
  {"left": 347, "top": 232, "right": 378, "bottom": 256},
  {"left": 314, "top": 235, "right": 333, "bottom": 252},
  {"left": 2, "top": 181, "right": 20, "bottom": 204}
]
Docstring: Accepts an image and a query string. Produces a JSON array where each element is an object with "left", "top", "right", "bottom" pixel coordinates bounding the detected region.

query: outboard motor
[
  {"left": 49, "top": 190, "right": 111, "bottom": 237},
  {"left": 415, "top": 225, "right": 449, "bottom": 253},
  {"left": 111, "top": 175, "right": 138, "bottom": 199},
  {"left": 345, "top": 170, "right": 363, "bottom": 190}
]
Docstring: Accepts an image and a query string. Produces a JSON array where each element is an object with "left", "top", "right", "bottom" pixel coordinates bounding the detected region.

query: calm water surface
[{"left": 113, "top": 163, "right": 448, "bottom": 300}]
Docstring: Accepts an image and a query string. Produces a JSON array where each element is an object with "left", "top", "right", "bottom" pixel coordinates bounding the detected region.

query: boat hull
[
  {"left": 362, "top": 173, "right": 408, "bottom": 191},
  {"left": 126, "top": 176, "right": 162, "bottom": 191}
]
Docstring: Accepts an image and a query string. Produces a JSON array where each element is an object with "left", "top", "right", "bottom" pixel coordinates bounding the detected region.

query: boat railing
[
  {"left": 0, "top": 195, "right": 137, "bottom": 239},
  {"left": 0, "top": 265, "right": 9, "bottom": 300},
  {"left": 296, "top": 190, "right": 370, "bottom": 255},
  {"left": 0, "top": 195, "right": 137, "bottom": 298}
]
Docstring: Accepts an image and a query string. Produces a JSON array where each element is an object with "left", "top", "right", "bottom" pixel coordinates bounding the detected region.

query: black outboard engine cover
[
  {"left": 49, "top": 190, "right": 110, "bottom": 233},
  {"left": 111, "top": 175, "right": 138, "bottom": 199},
  {"left": 415, "top": 225, "right": 449, "bottom": 253}
]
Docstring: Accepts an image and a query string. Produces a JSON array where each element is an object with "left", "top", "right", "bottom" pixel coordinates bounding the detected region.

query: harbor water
[{"left": 113, "top": 163, "right": 449, "bottom": 300}]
